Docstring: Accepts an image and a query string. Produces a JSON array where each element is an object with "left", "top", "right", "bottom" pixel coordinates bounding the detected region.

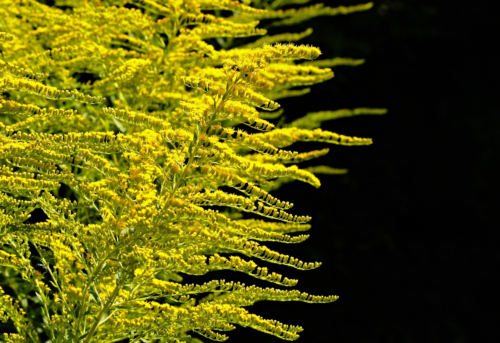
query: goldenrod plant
[{"left": 0, "top": 0, "right": 385, "bottom": 341}]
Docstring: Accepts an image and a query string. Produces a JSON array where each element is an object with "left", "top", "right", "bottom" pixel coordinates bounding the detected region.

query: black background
[{"left": 228, "top": 0, "right": 498, "bottom": 342}]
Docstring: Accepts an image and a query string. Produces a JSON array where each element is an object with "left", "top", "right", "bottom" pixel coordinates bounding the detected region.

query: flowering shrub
[{"left": 0, "top": 0, "right": 385, "bottom": 342}]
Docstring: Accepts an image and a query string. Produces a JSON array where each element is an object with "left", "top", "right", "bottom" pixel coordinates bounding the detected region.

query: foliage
[{"left": 0, "top": 0, "right": 384, "bottom": 341}]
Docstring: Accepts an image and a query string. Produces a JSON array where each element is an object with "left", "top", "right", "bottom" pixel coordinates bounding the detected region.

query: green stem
[
  {"left": 74, "top": 243, "right": 123, "bottom": 336},
  {"left": 75, "top": 235, "right": 143, "bottom": 336},
  {"left": 82, "top": 278, "right": 123, "bottom": 343},
  {"left": 36, "top": 282, "right": 56, "bottom": 342},
  {"left": 32, "top": 243, "right": 77, "bottom": 330},
  {"left": 160, "top": 92, "right": 229, "bottom": 210}
]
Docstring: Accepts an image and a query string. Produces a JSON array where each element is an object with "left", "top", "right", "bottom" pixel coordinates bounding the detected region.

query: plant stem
[{"left": 82, "top": 278, "right": 123, "bottom": 343}]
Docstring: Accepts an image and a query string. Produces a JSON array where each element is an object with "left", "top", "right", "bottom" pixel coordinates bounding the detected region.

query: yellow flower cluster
[{"left": 0, "top": 0, "right": 383, "bottom": 342}]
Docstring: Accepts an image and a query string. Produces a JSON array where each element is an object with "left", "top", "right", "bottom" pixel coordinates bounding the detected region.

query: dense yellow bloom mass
[{"left": 0, "top": 0, "right": 384, "bottom": 342}]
